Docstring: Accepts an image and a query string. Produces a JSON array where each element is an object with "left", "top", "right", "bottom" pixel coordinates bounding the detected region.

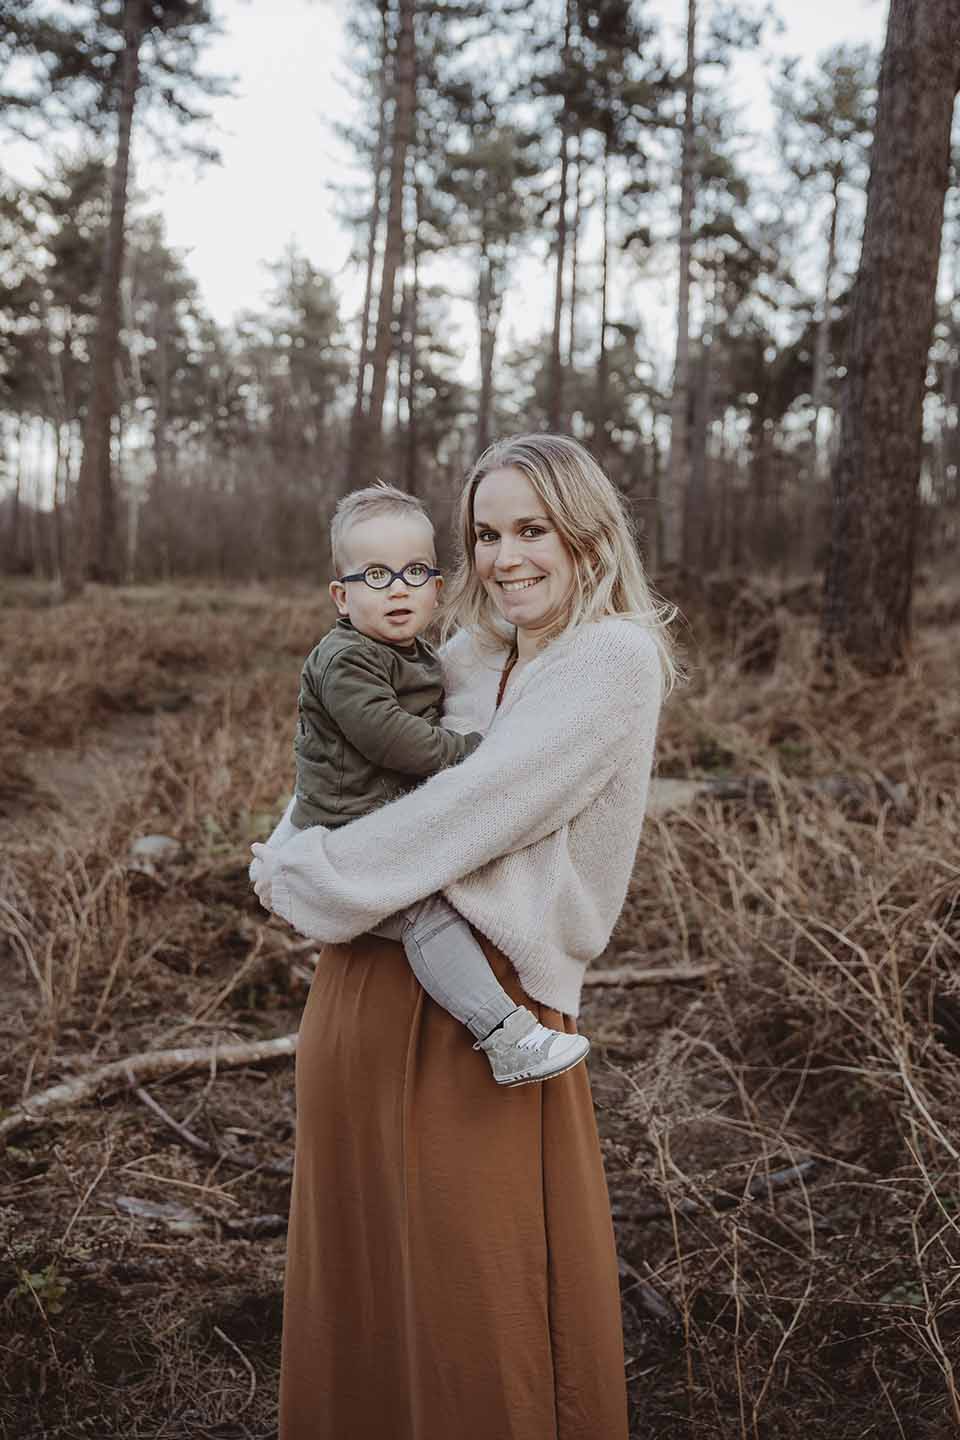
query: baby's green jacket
[{"left": 291, "top": 616, "right": 484, "bottom": 831}]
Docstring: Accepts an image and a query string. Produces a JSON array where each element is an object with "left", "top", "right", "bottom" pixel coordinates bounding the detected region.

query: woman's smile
[{"left": 498, "top": 576, "right": 545, "bottom": 592}]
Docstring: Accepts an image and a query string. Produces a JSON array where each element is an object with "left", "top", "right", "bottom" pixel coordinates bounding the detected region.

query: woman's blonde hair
[{"left": 439, "top": 434, "right": 682, "bottom": 692}]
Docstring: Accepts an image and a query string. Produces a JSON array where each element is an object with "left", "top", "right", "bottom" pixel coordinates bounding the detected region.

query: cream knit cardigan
[{"left": 251, "top": 616, "right": 663, "bottom": 1016}]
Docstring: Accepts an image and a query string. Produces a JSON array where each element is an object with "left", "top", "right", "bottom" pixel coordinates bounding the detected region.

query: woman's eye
[
  {"left": 522, "top": 527, "right": 546, "bottom": 538},
  {"left": 476, "top": 531, "right": 497, "bottom": 543}
]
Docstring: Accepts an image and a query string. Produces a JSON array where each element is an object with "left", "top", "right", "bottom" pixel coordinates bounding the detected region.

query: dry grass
[{"left": 1, "top": 577, "right": 958, "bottom": 1438}]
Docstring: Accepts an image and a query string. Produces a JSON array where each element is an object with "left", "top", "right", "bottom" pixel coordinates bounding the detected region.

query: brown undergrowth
[{"left": 1, "top": 578, "right": 958, "bottom": 1438}]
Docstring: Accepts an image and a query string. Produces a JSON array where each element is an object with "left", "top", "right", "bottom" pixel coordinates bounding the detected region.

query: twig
[
  {"left": 119, "top": 1169, "right": 241, "bottom": 1204},
  {"left": 181, "top": 931, "right": 265, "bottom": 1033},
  {"left": 134, "top": 1086, "right": 210, "bottom": 1153},
  {"left": 213, "top": 1325, "right": 258, "bottom": 1414},
  {"left": 268, "top": 935, "right": 323, "bottom": 960},
  {"left": 134, "top": 1085, "right": 293, "bottom": 1178},
  {"left": 585, "top": 962, "right": 719, "bottom": 987},
  {"left": 60, "top": 1146, "right": 112, "bottom": 1248},
  {"left": 617, "top": 1256, "right": 683, "bottom": 1329},
  {"left": 614, "top": 1159, "right": 818, "bottom": 1222},
  {"left": 0, "top": 1034, "right": 297, "bottom": 1142}
]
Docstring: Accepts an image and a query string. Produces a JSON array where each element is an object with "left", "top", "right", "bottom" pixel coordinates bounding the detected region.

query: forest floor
[{"left": 0, "top": 575, "right": 958, "bottom": 1440}]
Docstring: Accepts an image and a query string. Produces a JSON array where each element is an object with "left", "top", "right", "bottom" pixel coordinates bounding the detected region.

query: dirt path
[{"left": 6, "top": 691, "right": 706, "bottom": 848}]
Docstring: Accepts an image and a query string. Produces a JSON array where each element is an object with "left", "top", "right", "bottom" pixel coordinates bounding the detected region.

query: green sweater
[{"left": 291, "top": 617, "right": 484, "bottom": 830}]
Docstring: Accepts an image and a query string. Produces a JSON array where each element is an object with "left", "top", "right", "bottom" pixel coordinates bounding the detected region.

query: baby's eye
[
  {"left": 405, "top": 563, "right": 429, "bottom": 580},
  {"left": 365, "top": 566, "right": 390, "bottom": 583}
]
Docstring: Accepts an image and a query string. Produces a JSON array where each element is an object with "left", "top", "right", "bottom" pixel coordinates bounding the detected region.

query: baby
[{"left": 289, "top": 481, "right": 589, "bottom": 1086}]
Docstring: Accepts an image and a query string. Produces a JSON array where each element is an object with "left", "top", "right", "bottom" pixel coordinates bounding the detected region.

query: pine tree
[
  {"left": 364, "top": 0, "right": 417, "bottom": 474},
  {"left": 39, "top": 0, "right": 226, "bottom": 589},
  {"left": 822, "top": 0, "right": 960, "bottom": 672},
  {"left": 774, "top": 44, "right": 875, "bottom": 477}
]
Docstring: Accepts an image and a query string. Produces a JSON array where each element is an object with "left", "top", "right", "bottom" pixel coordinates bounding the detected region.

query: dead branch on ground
[
  {"left": 134, "top": 1084, "right": 293, "bottom": 1176},
  {"left": 585, "top": 962, "right": 719, "bottom": 986},
  {"left": 0, "top": 1034, "right": 297, "bottom": 1142},
  {"left": 613, "top": 1158, "right": 818, "bottom": 1222}
]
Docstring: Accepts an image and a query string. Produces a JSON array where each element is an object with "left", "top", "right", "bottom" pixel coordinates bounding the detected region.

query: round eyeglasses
[{"left": 338, "top": 562, "right": 442, "bottom": 590}]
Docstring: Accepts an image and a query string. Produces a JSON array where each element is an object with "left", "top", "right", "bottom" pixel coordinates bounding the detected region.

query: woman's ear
[{"left": 329, "top": 579, "right": 349, "bottom": 615}]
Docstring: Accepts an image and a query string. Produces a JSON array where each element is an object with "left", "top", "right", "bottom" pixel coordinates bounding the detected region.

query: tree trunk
[
  {"left": 404, "top": 172, "right": 421, "bottom": 495},
  {"left": 548, "top": 0, "right": 573, "bottom": 431},
  {"left": 663, "top": 0, "right": 697, "bottom": 566},
  {"left": 51, "top": 420, "right": 64, "bottom": 582},
  {"left": 567, "top": 133, "right": 582, "bottom": 370},
  {"left": 822, "top": 0, "right": 959, "bottom": 673},
  {"left": 476, "top": 236, "right": 497, "bottom": 456},
  {"left": 153, "top": 275, "right": 172, "bottom": 580},
  {"left": 366, "top": 0, "right": 416, "bottom": 470},
  {"left": 347, "top": 0, "right": 391, "bottom": 488},
  {"left": 8, "top": 415, "right": 23, "bottom": 566},
  {"left": 684, "top": 337, "right": 712, "bottom": 571},
  {"left": 812, "top": 177, "right": 840, "bottom": 479},
  {"left": 593, "top": 142, "right": 610, "bottom": 459},
  {"left": 69, "top": 0, "right": 145, "bottom": 590},
  {"left": 749, "top": 416, "right": 771, "bottom": 561}
]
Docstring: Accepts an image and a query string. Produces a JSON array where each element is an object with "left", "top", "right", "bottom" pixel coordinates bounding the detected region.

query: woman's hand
[{"left": 250, "top": 842, "right": 278, "bottom": 911}]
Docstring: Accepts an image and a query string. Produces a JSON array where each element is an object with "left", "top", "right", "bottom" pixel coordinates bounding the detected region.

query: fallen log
[{"left": 0, "top": 1034, "right": 298, "bottom": 1143}]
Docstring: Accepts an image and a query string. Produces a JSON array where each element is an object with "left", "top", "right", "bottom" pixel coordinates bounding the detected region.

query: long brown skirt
[{"left": 279, "top": 932, "right": 629, "bottom": 1440}]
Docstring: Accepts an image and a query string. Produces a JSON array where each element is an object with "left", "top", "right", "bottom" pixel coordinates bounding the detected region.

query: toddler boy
[{"left": 290, "top": 482, "right": 589, "bottom": 1086}]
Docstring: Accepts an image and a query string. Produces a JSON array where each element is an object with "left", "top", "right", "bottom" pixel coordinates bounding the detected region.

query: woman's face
[{"left": 472, "top": 466, "right": 575, "bottom": 641}]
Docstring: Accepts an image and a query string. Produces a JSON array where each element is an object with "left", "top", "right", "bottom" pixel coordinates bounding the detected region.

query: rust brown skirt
[{"left": 279, "top": 932, "right": 629, "bottom": 1440}]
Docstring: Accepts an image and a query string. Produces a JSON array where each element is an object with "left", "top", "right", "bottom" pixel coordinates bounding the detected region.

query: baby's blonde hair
[
  {"left": 440, "top": 434, "right": 681, "bottom": 692},
  {"left": 330, "top": 482, "right": 435, "bottom": 576}
]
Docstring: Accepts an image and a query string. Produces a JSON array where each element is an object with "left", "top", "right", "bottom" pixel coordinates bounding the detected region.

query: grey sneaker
[{"left": 474, "top": 1006, "right": 590, "bottom": 1086}]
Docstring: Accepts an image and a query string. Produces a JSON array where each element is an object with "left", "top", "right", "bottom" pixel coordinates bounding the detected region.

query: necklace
[{"left": 495, "top": 639, "right": 520, "bottom": 710}]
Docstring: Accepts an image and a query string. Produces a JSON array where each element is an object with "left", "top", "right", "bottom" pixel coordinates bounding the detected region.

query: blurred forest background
[{"left": 1, "top": 0, "right": 957, "bottom": 668}]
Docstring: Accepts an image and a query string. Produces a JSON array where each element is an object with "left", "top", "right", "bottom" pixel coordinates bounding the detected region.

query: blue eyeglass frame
[{"left": 338, "top": 563, "right": 442, "bottom": 590}]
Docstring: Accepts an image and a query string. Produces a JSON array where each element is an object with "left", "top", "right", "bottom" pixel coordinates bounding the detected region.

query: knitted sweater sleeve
[{"left": 262, "top": 622, "right": 660, "bottom": 943}]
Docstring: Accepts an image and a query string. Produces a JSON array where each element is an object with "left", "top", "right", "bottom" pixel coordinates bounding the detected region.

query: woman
[{"left": 251, "top": 434, "right": 678, "bottom": 1439}]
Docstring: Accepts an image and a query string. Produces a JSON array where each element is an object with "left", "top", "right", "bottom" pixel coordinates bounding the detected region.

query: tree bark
[
  {"left": 593, "top": 141, "right": 610, "bottom": 459},
  {"left": 8, "top": 414, "right": 23, "bottom": 565},
  {"left": 663, "top": 0, "right": 697, "bottom": 566},
  {"left": 812, "top": 176, "right": 840, "bottom": 479},
  {"left": 822, "top": 0, "right": 960, "bottom": 673},
  {"left": 153, "top": 272, "right": 172, "bottom": 580},
  {"left": 404, "top": 170, "right": 421, "bottom": 495},
  {"left": 69, "top": 0, "right": 145, "bottom": 590},
  {"left": 567, "top": 133, "right": 582, "bottom": 369},
  {"left": 347, "top": 0, "right": 391, "bottom": 488},
  {"left": 684, "top": 338, "right": 712, "bottom": 570},
  {"left": 366, "top": 0, "right": 416, "bottom": 470},
  {"left": 476, "top": 236, "right": 499, "bottom": 456},
  {"left": 548, "top": 0, "right": 573, "bottom": 431}
]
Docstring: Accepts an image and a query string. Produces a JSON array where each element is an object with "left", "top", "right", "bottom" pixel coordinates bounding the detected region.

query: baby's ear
[{"left": 329, "top": 579, "right": 348, "bottom": 614}]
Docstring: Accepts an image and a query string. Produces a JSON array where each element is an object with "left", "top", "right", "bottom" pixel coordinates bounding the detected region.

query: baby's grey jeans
[{"left": 373, "top": 895, "right": 518, "bottom": 1041}]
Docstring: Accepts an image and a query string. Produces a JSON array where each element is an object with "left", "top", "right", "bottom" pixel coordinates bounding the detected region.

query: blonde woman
[{"left": 251, "top": 434, "right": 679, "bottom": 1440}]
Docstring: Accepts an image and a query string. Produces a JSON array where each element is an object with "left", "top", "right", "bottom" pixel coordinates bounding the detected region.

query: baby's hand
[{"left": 249, "top": 842, "right": 277, "bottom": 912}]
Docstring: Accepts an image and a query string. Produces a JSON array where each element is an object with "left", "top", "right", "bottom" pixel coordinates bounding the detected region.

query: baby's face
[{"left": 330, "top": 513, "right": 441, "bottom": 646}]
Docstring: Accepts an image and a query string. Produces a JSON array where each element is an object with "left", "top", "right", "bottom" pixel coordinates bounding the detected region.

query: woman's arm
[{"left": 252, "top": 622, "right": 661, "bottom": 942}]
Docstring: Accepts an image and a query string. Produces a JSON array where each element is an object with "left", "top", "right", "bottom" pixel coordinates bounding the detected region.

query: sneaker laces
[{"left": 516, "top": 1021, "right": 556, "bottom": 1052}]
